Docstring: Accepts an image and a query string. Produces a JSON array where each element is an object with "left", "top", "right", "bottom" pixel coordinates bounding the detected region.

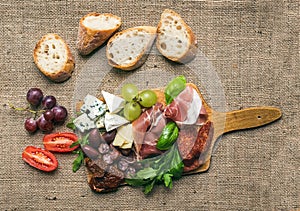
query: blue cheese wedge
[
  {"left": 80, "top": 94, "right": 107, "bottom": 119},
  {"left": 113, "top": 124, "right": 133, "bottom": 149},
  {"left": 104, "top": 112, "right": 129, "bottom": 132},
  {"left": 101, "top": 90, "right": 125, "bottom": 113},
  {"left": 73, "top": 113, "right": 96, "bottom": 133},
  {"left": 95, "top": 115, "right": 105, "bottom": 128}
]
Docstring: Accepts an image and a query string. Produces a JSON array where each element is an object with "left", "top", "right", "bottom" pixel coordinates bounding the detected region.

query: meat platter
[{"left": 73, "top": 76, "right": 281, "bottom": 194}]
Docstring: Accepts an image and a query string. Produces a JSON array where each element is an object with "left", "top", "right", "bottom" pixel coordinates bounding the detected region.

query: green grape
[
  {"left": 121, "top": 84, "right": 139, "bottom": 102},
  {"left": 124, "top": 102, "right": 142, "bottom": 121},
  {"left": 139, "top": 90, "right": 157, "bottom": 108}
]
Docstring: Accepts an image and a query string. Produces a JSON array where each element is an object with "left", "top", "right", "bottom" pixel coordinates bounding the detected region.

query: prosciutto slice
[
  {"left": 132, "top": 103, "right": 166, "bottom": 159},
  {"left": 164, "top": 85, "right": 202, "bottom": 125}
]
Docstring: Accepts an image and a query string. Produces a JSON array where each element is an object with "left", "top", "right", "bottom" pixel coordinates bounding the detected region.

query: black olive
[
  {"left": 88, "top": 128, "right": 104, "bottom": 148},
  {"left": 82, "top": 145, "right": 99, "bottom": 160},
  {"left": 102, "top": 130, "right": 117, "bottom": 144},
  {"left": 119, "top": 148, "right": 132, "bottom": 156}
]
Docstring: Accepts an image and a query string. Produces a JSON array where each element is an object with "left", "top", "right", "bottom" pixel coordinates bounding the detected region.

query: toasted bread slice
[
  {"left": 33, "top": 33, "right": 75, "bottom": 83},
  {"left": 156, "top": 9, "right": 197, "bottom": 63},
  {"left": 77, "top": 12, "right": 122, "bottom": 55},
  {"left": 106, "top": 26, "right": 157, "bottom": 71}
]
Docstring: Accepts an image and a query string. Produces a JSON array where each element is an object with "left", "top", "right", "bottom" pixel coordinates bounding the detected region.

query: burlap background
[{"left": 0, "top": 0, "right": 298, "bottom": 210}]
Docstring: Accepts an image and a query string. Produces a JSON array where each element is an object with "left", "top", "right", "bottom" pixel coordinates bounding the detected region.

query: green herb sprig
[
  {"left": 70, "top": 133, "right": 89, "bottom": 172},
  {"left": 164, "top": 75, "right": 186, "bottom": 104},
  {"left": 125, "top": 144, "right": 184, "bottom": 194}
]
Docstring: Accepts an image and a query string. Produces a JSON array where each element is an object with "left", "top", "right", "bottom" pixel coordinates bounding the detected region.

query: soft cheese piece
[
  {"left": 101, "top": 90, "right": 125, "bottom": 113},
  {"left": 104, "top": 113, "right": 129, "bottom": 132},
  {"left": 74, "top": 113, "right": 96, "bottom": 133},
  {"left": 81, "top": 94, "right": 107, "bottom": 119},
  {"left": 113, "top": 124, "right": 133, "bottom": 149}
]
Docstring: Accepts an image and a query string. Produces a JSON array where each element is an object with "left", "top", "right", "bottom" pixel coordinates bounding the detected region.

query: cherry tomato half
[
  {"left": 43, "top": 132, "right": 78, "bottom": 153},
  {"left": 22, "top": 146, "right": 58, "bottom": 172}
]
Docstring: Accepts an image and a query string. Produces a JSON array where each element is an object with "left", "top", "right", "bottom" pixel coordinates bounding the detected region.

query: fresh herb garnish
[
  {"left": 66, "top": 118, "right": 76, "bottom": 130},
  {"left": 72, "top": 150, "right": 84, "bottom": 172},
  {"left": 71, "top": 133, "right": 89, "bottom": 172},
  {"left": 164, "top": 75, "right": 186, "bottom": 104},
  {"left": 156, "top": 122, "right": 179, "bottom": 150},
  {"left": 125, "top": 144, "right": 184, "bottom": 194}
]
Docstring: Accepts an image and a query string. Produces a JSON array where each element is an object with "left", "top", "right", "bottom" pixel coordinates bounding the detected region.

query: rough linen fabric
[{"left": 0, "top": 0, "right": 298, "bottom": 210}]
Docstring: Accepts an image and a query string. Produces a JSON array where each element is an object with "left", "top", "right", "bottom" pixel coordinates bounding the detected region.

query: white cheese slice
[
  {"left": 80, "top": 94, "right": 106, "bottom": 119},
  {"left": 113, "top": 124, "right": 133, "bottom": 149},
  {"left": 182, "top": 89, "right": 202, "bottom": 125},
  {"left": 104, "top": 112, "right": 129, "bottom": 132},
  {"left": 73, "top": 113, "right": 96, "bottom": 133},
  {"left": 101, "top": 91, "right": 125, "bottom": 114}
]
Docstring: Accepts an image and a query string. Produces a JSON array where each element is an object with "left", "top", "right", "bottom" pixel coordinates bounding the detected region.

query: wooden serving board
[
  {"left": 79, "top": 83, "right": 282, "bottom": 188},
  {"left": 185, "top": 83, "right": 282, "bottom": 174}
]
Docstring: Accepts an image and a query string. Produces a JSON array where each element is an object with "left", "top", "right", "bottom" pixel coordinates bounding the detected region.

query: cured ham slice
[
  {"left": 164, "top": 86, "right": 193, "bottom": 122},
  {"left": 132, "top": 103, "right": 166, "bottom": 159},
  {"left": 164, "top": 85, "right": 202, "bottom": 125}
]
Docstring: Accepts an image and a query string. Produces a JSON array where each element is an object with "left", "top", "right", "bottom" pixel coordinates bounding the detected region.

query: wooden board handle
[{"left": 223, "top": 107, "right": 282, "bottom": 134}]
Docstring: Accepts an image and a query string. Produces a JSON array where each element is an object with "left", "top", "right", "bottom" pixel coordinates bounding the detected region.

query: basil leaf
[
  {"left": 156, "top": 122, "right": 179, "bottom": 150},
  {"left": 165, "top": 76, "right": 186, "bottom": 104}
]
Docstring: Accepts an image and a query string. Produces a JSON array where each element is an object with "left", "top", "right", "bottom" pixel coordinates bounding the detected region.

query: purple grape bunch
[{"left": 25, "top": 88, "right": 68, "bottom": 133}]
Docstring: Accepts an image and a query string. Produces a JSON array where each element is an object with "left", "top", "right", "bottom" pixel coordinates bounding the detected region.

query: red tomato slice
[
  {"left": 22, "top": 146, "right": 58, "bottom": 172},
  {"left": 43, "top": 132, "right": 78, "bottom": 153}
]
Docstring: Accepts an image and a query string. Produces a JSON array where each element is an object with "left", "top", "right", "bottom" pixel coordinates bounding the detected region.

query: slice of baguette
[
  {"left": 33, "top": 33, "right": 75, "bottom": 83},
  {"left": 106, "top": 26, "right": 157, "bottom": 71},
  {"left": 77, "top": 12, "right": 122, "bottom": 55},
  {"left": 156, "top": 9, "right": 197, "bottom": 64}
]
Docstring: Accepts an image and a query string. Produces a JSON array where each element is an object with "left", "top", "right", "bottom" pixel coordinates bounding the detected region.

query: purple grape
[
  {"left": 37, "top": 115, "right": 54, "bottom": 132},
  {"left": 24, "top": 118, "right": 38, "bottom": 133},
  {"left": 43, "top": 110, "right": 54, "bottom": 121},
  {"left": 51, "top": 105, "right": 68, "bottom": 122},
  {"left": 42, "top": 95, "right": 57, "bottom": 109},
  {"left": 26, "top": 88, "right": 43, "bottom": 107}
]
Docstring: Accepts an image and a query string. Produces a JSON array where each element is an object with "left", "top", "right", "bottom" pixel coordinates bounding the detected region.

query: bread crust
[
  {"left": 33, "top": 33, "right": 75, "bottom": 83},
  {"left": 156, "top": 9, "right": 197, "bottom": 64},
  {"left": 106, "top": 26, "right": 157, "bottom": 71},
  {"left": 77, "top": 12, "right": 122, "bottom": 55}
]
